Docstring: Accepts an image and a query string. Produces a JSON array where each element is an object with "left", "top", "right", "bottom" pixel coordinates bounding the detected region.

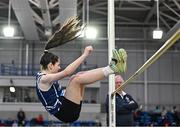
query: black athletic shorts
[{"left": 54, "top": 96, "right": 82, "bottom": 123}]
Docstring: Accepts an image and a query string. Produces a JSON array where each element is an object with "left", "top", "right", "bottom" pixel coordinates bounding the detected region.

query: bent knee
[
  {"left": 69, "top": 74, "right": 81, "bottom": 84},
  {"left": 69, "top": 72, "right": 86, "bottom": 84}
]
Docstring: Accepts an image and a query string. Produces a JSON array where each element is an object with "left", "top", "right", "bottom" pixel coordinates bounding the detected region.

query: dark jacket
[{"left": 106, "top": 92, "right": 138, "bottom": 126}]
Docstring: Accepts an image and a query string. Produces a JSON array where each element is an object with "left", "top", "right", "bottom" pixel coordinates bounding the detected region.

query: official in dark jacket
[{"left": 106, "top": 75, "right": 138, "bottom": 126}]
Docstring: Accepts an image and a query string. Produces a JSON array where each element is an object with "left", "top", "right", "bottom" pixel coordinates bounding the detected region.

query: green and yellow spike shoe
[
  {"left": 118, "top": 48, "right": 127, "bottom": 72},
  {"left": 109, "top": 58, "right": 119, "bottom": 73},
  {"left": 111, "top": 48, "right": 127, "bottom": 73}
]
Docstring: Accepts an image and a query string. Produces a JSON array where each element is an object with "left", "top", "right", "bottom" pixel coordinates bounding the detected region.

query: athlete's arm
[{"left": 41, "top": 46, "right": 93, "bottom": 84}]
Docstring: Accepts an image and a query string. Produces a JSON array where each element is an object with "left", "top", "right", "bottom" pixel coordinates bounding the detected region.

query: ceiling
[{"left": 0, "top": 0, "right": 179, "bottom": 41}]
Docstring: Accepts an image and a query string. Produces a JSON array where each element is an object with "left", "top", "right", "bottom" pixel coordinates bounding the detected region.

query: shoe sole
[{"left": 112, "top": 48, "right": 127, "bottom": 73}]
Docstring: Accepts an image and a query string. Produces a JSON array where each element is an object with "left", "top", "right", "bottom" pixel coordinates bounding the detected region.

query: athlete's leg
[
  {"left": 64, "top": 48, "right": 127, "bottom": 104},
  {"left": 64, "top": 67, "right": 107, "bottom": 104}
]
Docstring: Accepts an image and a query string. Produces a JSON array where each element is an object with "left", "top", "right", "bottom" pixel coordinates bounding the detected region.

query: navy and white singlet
[{"left": 35, "top": 72, "right": 65, "bottom": 115}]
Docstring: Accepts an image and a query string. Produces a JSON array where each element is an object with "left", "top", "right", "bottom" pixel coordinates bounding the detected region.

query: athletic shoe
[{"left": 110, "top": 48, "right": 127, "bottom": 73}]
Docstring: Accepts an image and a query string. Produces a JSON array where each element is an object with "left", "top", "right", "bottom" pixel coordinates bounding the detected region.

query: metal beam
[
  {"left": 92, "top": 2, "right": 107, "bottom": 8},
  {"left": 159, "top": 15, "right": 171, "bottom": 30},
  {"left": 0, "top": 17, "right": 8, "bottom": 20},
  {"left": 0, "top": 20, "right": 19, "bottom": 24},
  {"left": 161, "top": 21, "right": 180, "bottom": 43},
  {"left": 49, "top": 0, "right": 59, "bottom": 8},
  {"left": 163, "top": 2, "right": 180, "bottom": 18},
  {"left": 49, "top": 0, "right": 58, "bottom": 5},
  {"left": 52, "top": 15, "right": 60, "bottom": 26},
  {"left": 11, "top": 0, "right": 39, "bottom": 40},
  {"left": 160, "top": 12, "right": 179, "bottom": 22},
  {"left": 144, "top": 2, "right": 156, "bottom": 23},
  {"left": 39, "top": 0, "right": 52, "bottom": 36},
  {"left": 49, "top": 2, "right": 58, "bottom": 9},
  {"left": 118, "top": 0, "right": 124, "bottom": 8},
  {"left": 90, "top": 9, "right": 139, "bottom": 22},
  {"left": 36, "top": 26, "right": 45, "bottom": 37},
  {"left": 0, "top": 1, "right": 7, "bottom": 6},
  {"left": 28, "top": 0, "right": 40, "bottom": 8},
  {"left": 31, "top": 8, "right": 44, "bottom": 25},
  {"left": 93, "top": 7, "right": 150, "bottom": 11},
  {"left": 172, "top": 0, "right": 180, "bottom": 10},
  {"left": 90, "top": 21, "right": 158, "bottom": 26},
  {"left": 127, "top": 1, "right": 151, "bottom": 9},
  {"left": 145, "top": 1, "right": 179, "bottom": 24},
  {"left": 0, "top": 36, "right": 24, "bottom": 40}
]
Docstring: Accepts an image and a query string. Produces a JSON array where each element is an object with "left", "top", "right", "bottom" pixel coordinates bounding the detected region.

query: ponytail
[{"left": 44, "top": 16, "right": 85, "bottom": 50}]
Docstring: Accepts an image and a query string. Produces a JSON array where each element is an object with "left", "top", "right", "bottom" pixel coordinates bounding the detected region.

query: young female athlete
[{"left": 35, "top": 17, "right": 127, "bottom": 123}]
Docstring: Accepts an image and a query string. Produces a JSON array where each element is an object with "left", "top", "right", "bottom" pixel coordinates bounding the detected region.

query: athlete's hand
[{"left": 83, "top": 45, "right": 93, "bottom": 57}]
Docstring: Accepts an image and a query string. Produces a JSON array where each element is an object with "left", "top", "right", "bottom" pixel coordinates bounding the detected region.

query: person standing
[
  {"left": 106, "top": 75, "right": 138, "bottom": 126},
  {"left": 17, "top": 108, "right": 26, "bottom": 126}
]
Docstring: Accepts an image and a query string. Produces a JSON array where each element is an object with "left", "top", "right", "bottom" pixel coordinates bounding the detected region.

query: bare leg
[
  {"left": 73, "top": 68, "right": 105, "bottom": 84},
  {"left": 65, "top": 68, "right": 107, "bottom": 104},
  {"left": 64, "top": 48, "right": 127, "bottom": 103}
]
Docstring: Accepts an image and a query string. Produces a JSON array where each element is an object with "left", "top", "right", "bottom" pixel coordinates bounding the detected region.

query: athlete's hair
[
  {"left": 40, "top": 17, "right": 84, "bottom": 70},
  {"left": 40, "top": 52, "right": 59, "bottom": 70},
  {"left": 44, "top": 16, "right": 84, "bottom": 50}
]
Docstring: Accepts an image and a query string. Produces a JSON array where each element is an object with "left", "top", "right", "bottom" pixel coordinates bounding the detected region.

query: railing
[
  {"left": 0, "top": 63, "right": 98, "bottom": 76},
  {"left": 0, "top": 63, "right": 38, "bottom": 76}
]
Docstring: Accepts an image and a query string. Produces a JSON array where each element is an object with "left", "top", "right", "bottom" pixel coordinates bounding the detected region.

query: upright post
[{"left": 108, "top": 0, "right": 116, "bottom": 126}]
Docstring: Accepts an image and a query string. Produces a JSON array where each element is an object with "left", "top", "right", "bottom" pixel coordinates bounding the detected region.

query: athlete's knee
[
  {"left": 70, "top": 73, "right": 82, "bottom": 84},
  {"left": 70, "top": 71, "right": 86, "bottom": 84}
]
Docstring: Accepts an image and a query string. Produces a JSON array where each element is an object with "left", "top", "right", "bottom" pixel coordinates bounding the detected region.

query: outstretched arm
[
  {"left": 63, "top": 45, "right": 93, "bottom": 76},
  {"left": 41, "top": 46, "right": 93, "bottom": 84}
]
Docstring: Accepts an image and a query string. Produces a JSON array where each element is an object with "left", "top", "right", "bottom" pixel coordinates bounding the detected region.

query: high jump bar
[{"left": 111, "top": 22, "right": 180, "bottom": 97}]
